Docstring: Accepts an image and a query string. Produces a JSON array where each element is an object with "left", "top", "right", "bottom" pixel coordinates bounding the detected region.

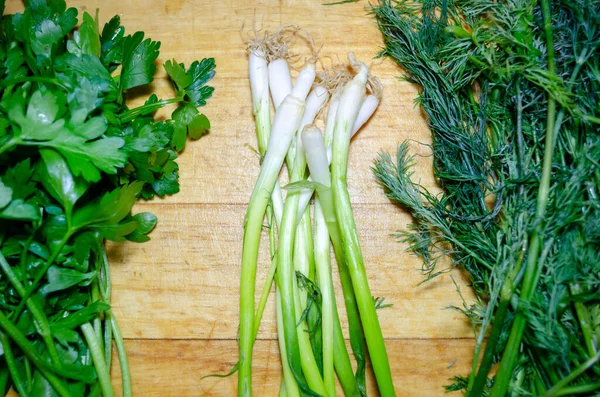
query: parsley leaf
[{"left": 120, "top": 32, "right": 160, "bottom": 91}]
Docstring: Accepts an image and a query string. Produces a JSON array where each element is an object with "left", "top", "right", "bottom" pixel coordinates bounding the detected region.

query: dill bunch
[{"left": 371, "top": 0, "right": 600, "bottom": 395}]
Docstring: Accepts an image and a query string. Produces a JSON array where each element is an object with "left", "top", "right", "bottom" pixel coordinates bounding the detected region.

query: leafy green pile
[
  {"left": 372, "top": 0, "right": 599, "bottom": 396},
  {"left": 0, "top": 0, "right": 215, "bottom": 395}
]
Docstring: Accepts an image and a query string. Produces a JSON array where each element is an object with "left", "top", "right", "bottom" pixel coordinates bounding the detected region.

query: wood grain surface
[{"left": 4, "top": 0, "right": 477, "bottom": 395}]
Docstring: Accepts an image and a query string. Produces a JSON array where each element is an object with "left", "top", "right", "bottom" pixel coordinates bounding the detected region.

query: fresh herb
[
  {"left": 372, "top": 0, "right": 599, "bottom": 395},
  {"left": 0, "top": 1, "right": 215, "bottom": 395}
]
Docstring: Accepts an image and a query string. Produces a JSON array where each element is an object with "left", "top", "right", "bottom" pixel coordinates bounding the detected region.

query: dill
[{"left": 372, "top": 0, "right": 600, "bottom": 395}]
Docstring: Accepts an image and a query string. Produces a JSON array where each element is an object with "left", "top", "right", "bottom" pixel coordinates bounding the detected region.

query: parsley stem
[
  {"left": 0, "top": 138, "right": 19, "bottom": 157},
  {"left": 0, "top": 331, "right": 30, "bottom": 397},
  {"left": 0, "top": 76, "right": 70, "bottom": 90},
  {"left": 109, "top": 308, "right": 132, "bottom": 397},
  {"left": 82, "top": 322, "right": 114, "bottom": 397},
  {"left": 0, "top": 364, "right": 8, "bottom": 394},
  {"left": 0, "top": 310, "right": 82, "bottom": 387},
  {"left": 98, "top": 247, "right": 114, "bottom": 369},
  {"left": 12, "top": 230, "right": 75, "bottom": 323},
  {"left": 0, "top": 252, "right": 61, "bottom": 366},
  {"left": 117, "top": 97, "right": 184, "bottom": 123}
]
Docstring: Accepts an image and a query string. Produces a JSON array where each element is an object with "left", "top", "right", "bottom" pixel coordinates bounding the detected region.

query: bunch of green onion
[{"left": 237, "top": 27, "right": 395, "bottom": 397}]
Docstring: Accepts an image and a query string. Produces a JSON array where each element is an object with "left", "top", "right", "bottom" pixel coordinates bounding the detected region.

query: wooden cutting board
[{"left": 4, "top": 0, "right": 476, "bottom": 395}]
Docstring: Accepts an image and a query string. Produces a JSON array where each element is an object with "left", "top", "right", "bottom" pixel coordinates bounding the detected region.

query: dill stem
[
  {"left": 543, "top": 351, "right": 600, "bottom": 397},
  {"left": 468, "top": 298, "right": 510, "bottom": 396},
  {"left": 570, "top": 283, "right": 598, "bottom": 358},
  {"left": 490, "top": 0, "right": 557, "bottom": 395},
  {"left": 550, "top": 381, "right": 600, "bottom": 396}
]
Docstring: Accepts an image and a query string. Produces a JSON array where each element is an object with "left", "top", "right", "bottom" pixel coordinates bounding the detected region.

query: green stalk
[
  {"left": 275, "top": 137, "right": 316, "bottom": 395},
  {"left": 468, "top": 253, "right": 525, "bottom": 396},
  {"left": 279, "top": 383, "right": 288, "bottom": 397},
  {"left": 0, "top": 76, "right": 70, "bottom": 90},
  {"left": 0, "top": 363, "right": 8, "bottom": 396},
  {"left": 239, "top": 95, "right": 304, "bottom": 396},
  {"left": 331, "top": 69, "right": 395, "bottom": 396},
  {"left": 108, "top": 309, "right": 132, "bottom": 397},
  {"left": 12, "top": 230, "right": 75, "bottom": 323},
  {"left": 570, "top": 285, "right": 598, "bottom": 358},
  {"left": 117, "top": 97, "right": 184, "bottom": 123},
  {"left": 0, "top": 252, "right": 61, "bottom": 366},
  {"left": 490, "top": 1, "right": 557, "bottom": 394},
  {"left": 253, "top": 254, "right": 277, "bottom": 342},
  {"left": 293, "top": 278, "right": 327, "bottom": 395},
  {"left": 103, "top": 312, "right": 114, "bottom": 376},
  {"left": 25, "top": 356, "right": 32, "bottom": 394},
  {"left": 314, "top": 199, "right": 336, "bottom": 397},
  {"left": 0, "top": 310, "right": 83, "bottom": 384},
  {"left": 316, "top": 186, "right": 365, "bottom": 393},
  {"left": 91, "top": 280, "right": 105, "bottom": 358},
  {"left": 542, "top": 351, "right": 600, "bottom": 397},
  {"left": 304, "top": 124, "right": 365, "bottom": 394},
  {"left": 294, "top": 209, "right": 325, "bottom": 388},
  {"left": 277, "top": 289, "right": 301, "bottom": 397},
  {"left": 0, "top": 331, "right": 29, "bottom": 397},
  {"left": 98, "top": 247, "right": 114, "bottom": 369},
  {"left": 82, "top": 323, "right": 114, "bottom": 397},
  {"left": 551, "top": 381, "right": 600, "bottom": 396},
  {"left": 332, "top": 310, "right": 361, "bottom": 396}
]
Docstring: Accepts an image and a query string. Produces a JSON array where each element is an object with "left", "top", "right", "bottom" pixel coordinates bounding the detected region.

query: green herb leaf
[
  {"left": 40, "top": 266, "right": 97, "bottom": 294},
  {"left": 120, "top": 32, "right": 160, "bottom": 91},
  {"left": 38, "top": 149, "right": 89, "bottom": 215},
  {"left": 125, "top": 212, "right": 158, "bottom": 243},
  {"left": 78, "top": 11, "right": 100, "bottom": 57},
  {"left": 100, "top": 15, "right": 124, "bottom": 71}
]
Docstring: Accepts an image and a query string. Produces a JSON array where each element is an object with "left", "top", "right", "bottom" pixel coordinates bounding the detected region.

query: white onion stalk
[
  {"left": 269, "top": 58, "right": 293, "bottom": 109},
  {"left": 303, "top": 126, "right": 335, "bottom": 397},
  {"left": 302, "top": 124, "right": 361, "bottom": 396},
  {"left": 249, "top": 51, "right": 271, "bottom": 156},
  {"left": 277, "top": 63, "right": 328, "bottom": 395},
  {"left": 239, "top": 92, "right": 305, "bottom": 397},
  {"left": 250, "top": 52, "right": 289, "bottom": 356},
  {"left": 289, "top": 83, "right": 328, "bottom": 169},
  {"left": 298, "top": 89, "right": 380, "bottom": 219},
  {"left": 352, "top": 94, "right": 380, "bottom": 137},
  {"left": 331, "top": 59, "right": 396, "bottom": 395}
]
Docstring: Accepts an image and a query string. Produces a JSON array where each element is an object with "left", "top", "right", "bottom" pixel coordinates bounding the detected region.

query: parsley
[{"left": 0, "top": 1, "right": 215, "bottom": 395}]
